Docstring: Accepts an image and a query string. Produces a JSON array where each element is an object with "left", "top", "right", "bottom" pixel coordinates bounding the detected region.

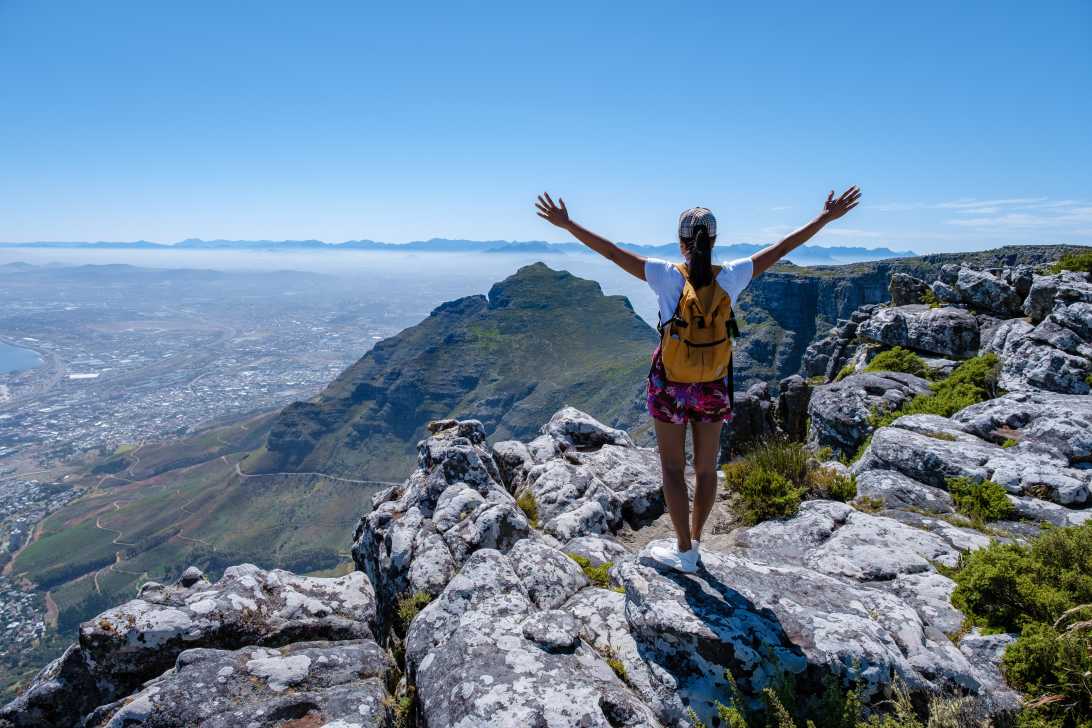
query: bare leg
[
  {"left": 690, "top": 420, "right": 723, "bottom": 542},
  {"left": 653, "top": 419, "right": 692, "bottom": 552}
]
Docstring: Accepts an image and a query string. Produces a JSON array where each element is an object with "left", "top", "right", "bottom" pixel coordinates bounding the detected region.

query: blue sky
[{"left": 0, "top": 1, "right": 1089, "bottom": 252}]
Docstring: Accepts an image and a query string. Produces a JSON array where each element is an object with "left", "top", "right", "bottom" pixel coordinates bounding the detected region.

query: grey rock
[
  {"left": 522, "top": 610, "right": 582, "bottom": 653},
  {"left": 958, "top": 631, "right": 1022, "bottom": 713},
  {"left": 1024, "top": 271, "right": 1092, "bottom": 322},
  {"left": 4, "top": 567, "right": 376, "bottom": 728},
  {"left": 562, "top": 535, "right": 630, "bottom": 566},
  {"left": 623, "top": 537, "right": 1001, "bottom": 721},
  {"left": 854, "top": 416, "right": 1091, "bottom": 508},
  {"left": 508, "top": 538, "right": 588, "bottom": 610},
  {"left": 88, "top": 640, "right": 390, "bottom": 728},
  {"left": 954, "top": 267, "right": 1023, "bottom": 316},
  {"left": 930, "top": 280, "right": 962, "bottom": 305},
  {"left": 952, "top": 391, "right": 1092, "bottom": 465},
  {"left": 406, "top": 549, "right": 660, "bottom": 728},
  {"left": 544, "top": 406, "right": 635, "bottom": 451},
  {"left": 857, "top": 305, "right": 980, "bottom": 358},
  {"left": 178, "top": 566, "right": 205, "bottom": 588},
  {"left": 729, "top": 381, "right": 777, "bottom": 452},
  {"left": 806, "top": 372, "right": 931, "bottom": 457},
  {"left": 775, "top": 375, "right": 811, "bottom": 441},
  {"left": 889, "top": 273, "right": 929, "bottom": 306},
  {"left": 855, "top": 469, "right": 954, "bottom": 513},
  {"left": 492, "top": 439, "right": 533, "bottom": 493}
]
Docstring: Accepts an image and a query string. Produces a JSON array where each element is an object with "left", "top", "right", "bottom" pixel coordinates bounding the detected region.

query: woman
[{"left": 535, "top": 186, "right": 861, "bottom": 572}]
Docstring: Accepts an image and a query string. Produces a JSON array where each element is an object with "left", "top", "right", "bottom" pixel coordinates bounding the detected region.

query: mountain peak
[{"left": 487, "top": 262, "right": 604, "bottom": 310}]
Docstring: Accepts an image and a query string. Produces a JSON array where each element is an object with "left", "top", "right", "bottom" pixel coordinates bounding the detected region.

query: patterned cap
[{"left": 677, "top": 207, "right": 716, "bottom": 240}]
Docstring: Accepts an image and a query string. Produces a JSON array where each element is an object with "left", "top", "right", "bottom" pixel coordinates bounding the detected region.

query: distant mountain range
[{"left": 0, "top": 238, "right": 918, "bottom": 265}]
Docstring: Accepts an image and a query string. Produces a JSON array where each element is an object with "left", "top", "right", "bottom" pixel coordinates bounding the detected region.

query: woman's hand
[
  {"left": 819, "top": 186, "right": 861, "bottom": 222},
  {"left": 751, "top": 185, "right": 862, "bottom": 277},
  {"left": 535, "top": 192, "right": 571, "bottom": 229},
  {"left": 534, "top": 192, "right": 647, "bottom": 281}
]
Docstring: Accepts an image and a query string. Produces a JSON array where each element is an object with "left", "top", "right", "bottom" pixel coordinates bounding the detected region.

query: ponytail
[{"left": 684, "top": 225, "right": 714, "bottom": 287}]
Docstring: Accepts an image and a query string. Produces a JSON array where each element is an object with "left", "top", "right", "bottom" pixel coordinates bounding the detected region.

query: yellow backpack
[{"left": 659, "top": 263, "right": 738, "bottom": 383}]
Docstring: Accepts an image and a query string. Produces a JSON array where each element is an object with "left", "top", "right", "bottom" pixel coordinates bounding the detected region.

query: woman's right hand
[{"left": 535, "top": 192, "right": 571, "bottom": 229}]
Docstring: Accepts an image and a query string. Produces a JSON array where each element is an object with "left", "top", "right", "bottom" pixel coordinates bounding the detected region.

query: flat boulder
[
  {"left": 857, "top": 305, "right": 980, "bottom": 358},
  {"left": 86, "top": 640, "right": 390, "bottom": 728}
]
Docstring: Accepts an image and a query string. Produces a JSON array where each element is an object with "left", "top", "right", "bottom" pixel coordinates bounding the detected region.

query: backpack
[{"left": 659, "top": 263, "right": 740, "bottom": 384}]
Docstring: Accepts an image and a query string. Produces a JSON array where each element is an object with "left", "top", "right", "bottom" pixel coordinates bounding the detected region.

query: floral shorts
[{"left": 646, "top": 346, "right": 733, "bottom": 425}]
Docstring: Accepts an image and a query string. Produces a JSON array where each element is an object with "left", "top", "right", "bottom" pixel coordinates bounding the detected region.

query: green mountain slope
[{"left": 244, "top": 262, "right": 658, "bottom": 480}]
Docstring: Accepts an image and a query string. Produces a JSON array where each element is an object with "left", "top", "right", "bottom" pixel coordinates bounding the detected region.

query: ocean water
[{"left": 0, "top": 341, "right": 42, "bottom": 373}]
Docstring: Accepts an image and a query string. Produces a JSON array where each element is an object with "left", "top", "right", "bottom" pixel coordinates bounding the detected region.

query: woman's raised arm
[
  {"left": 751, "top": 186, "right": 861, "bottom": 277},
  {"left": 535, "top": 192, "right": 647, "bottom": 281}
]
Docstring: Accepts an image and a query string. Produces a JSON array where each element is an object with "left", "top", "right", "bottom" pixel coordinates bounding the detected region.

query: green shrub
[
  {"left": 606, "top": 655, "right": 627, "bottom": 682},
  {"left": 516, "top": 490, "right": 539, "bottom": 528},
  {"left": 566, "top": 552, "right": 621, "bottom": 591},
  {"left": 1003, "top": 620, "right": 1092, "bottom": 726},
  {"left": 395, "top": 592, "right": 433, "bottom": 635},
  {"left": 852, "top": 496, "right": 885, "bottom": 513},
  {"left": 834, "top": 364, "right": 857, "bottom": 382},
  {"left": 871, "top": 354, "right": 1001, "bottom": 430},
  {"left": 920, "top": 287, "right": 942, "bottom": 308},
  {"left": 1002, "top": 438, "right": 1019, "bottom": 448},
  {"left": 946, "top": 476, "right": 1014, "bottom": 524},
  {"left": 1049, "top": 251, "right": 1092, "bottom": 275},
  {"left": 862, "top": 346, "right": 931, "bottom": 378},
  {"left": 730, "top": 467, "right": 803, "bottom": 526},
  {"left": 951, "top": 523, "right": 1092, "bottom": 726},
  {"left": 740, "top": 438, "right": 810, "bottom": 486},
  {"left": 806, "top": 468, "right": 857, "bottom": 502},
  {"left": 815, "top": 446, "right": 834, "bottom": 462}
]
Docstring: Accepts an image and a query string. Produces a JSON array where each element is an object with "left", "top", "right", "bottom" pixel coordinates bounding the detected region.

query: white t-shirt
[{"left": 645, "top": 256, "right": 754, "bottom": 327}]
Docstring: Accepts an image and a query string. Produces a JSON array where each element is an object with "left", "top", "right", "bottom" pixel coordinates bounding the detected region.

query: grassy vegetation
[
  {"left": 566, "top": 553, "right": 622, "bottom": 592},
  {"left": 395, "top": 592, "right": 433, "bottom": 636},
  {"left": 723, "top": 440, "right": 857, "bottom": 525},
  {"left": 1049, "top": 251, "right": 1092, "bottom": 275},
  {"left": 834, "top": 364, "right": 856, "bottom": 382},
  {"left": 870, "top": 353, "right": 1001, "bottom": 431},
  {"left": 950, "top": 522, "right": 1092, "bottom": 728},
  {"left": 516, "top": 490, "right": 539, "bottom": 528},
  {"left": 862, "top": 346, "right": 932, "bottom": 379},
  {"left": 687, "top": 668, "right": 979, "bottom": 728},
  {"left": 920, "top": 287, "right": 943, "bottom": 308},
  {"left": 946, "top": 477, "right": 1014, "bottom": 525},
  {"left": 852, "top": 496, "right": 886, "bottom": 513}
]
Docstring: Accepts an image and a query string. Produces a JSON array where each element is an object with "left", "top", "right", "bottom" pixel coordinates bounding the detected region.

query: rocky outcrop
[
  {"left": 807, "top": 371, "right": 931, "bottom": 457},
  {"left": 857, "top": 304, "right": 980, "bottom": 358},
  {"left": 1, "top": 565, "right": 380, "bottom": 728},
  {"left": 889, "top": 272, "right": 929, "bottom": 306},
  {"left": 7, "top": 404, "right": 1046, "bottom": 726}
]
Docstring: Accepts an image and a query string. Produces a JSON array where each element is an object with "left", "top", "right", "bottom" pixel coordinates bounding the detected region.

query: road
[{"left": 234, "top": 462, "right": 400, "bottom": 487}]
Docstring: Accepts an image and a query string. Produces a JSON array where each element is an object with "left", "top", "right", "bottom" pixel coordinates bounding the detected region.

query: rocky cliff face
[
  {"left": 245, "top": 262, "right": 658, "bottom": 480},
  {"left": 735, "top": 244, "right": 1085, "bottom": 390}
]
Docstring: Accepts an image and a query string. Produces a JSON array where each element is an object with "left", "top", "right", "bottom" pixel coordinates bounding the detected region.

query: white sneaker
[
  {"left": 647, "top": 542, "right": 699, "bottom": 573},
  {"left": 692, "top": 540, "right": 701, "bottom": 561}
]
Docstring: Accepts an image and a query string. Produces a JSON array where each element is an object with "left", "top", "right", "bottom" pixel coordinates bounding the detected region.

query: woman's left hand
[
  {"left": 535, "top": 192, "right": 571, "bottom": 229},
  {"left": 820, "top": 186, "right": 861, "bottom": 222}
]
